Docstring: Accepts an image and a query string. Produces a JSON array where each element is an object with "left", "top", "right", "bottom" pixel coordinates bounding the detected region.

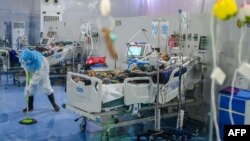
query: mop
[{"left": 19, "top": 71, "right": 37, "bottom": 125}]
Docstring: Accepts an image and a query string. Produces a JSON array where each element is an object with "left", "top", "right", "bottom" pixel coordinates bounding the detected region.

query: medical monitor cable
[
  {"left": 181, "top": 73, "right": 187, "bottom": 111},
  {"left": 81, "top": 30, "right": 94, "bottom": 72},
  {"left": 82, "top": 23, "right": 94, "bottom": 60},
  {"left": 86, "top": 29, "right": 94, "bottom": 59},
  {"left": 209, "top": 13, "right": 221, "bottom": 141},
  {"left": 228, "top": 25, "right": 246, "bottom": 125}
]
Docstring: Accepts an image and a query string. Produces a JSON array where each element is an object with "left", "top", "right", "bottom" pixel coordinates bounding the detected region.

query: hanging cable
[
  {"left": 87, "top": 35, "right": 94, "bottom": 59},
  {"left": 228, "top": 24, "right": 246, "bottom": 125},
  {"left": 209, "top": 13, "right": 221, "bottom": 141}
]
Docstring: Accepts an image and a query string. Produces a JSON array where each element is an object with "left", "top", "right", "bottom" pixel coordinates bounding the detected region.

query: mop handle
[
  {"left": 25, "top": 71, "right": 31, "bottom": 102},
  {"left": 26, "top": 71, "right": 31, "bottom": 85},
  {"left": 24, "top": 71, "right": 31, "bottom": 116}
]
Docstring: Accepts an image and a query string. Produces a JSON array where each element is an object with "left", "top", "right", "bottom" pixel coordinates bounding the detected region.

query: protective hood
[{"left": 19, "top": 48, "right": 43, "bottom": 72}]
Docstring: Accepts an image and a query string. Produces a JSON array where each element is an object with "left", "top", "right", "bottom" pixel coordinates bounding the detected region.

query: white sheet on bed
[{"left": 101, "top": 83, "right": 124, "bottom": 104}]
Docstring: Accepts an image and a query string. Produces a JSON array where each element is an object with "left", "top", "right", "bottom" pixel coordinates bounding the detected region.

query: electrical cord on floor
[
  {"left": 149, "top": 130, "right": 163, "bottom": 141},
  {"left": 74, "top": 116, "right": 83, "bottom": 122}
]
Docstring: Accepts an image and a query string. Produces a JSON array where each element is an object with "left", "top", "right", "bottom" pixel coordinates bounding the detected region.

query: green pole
[{"left": 19, "top": 71, "right": 37, "bottom": 125}]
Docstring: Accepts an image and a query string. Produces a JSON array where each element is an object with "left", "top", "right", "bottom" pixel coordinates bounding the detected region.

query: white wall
[
  {"left": 0, "top": 0, "right": 247, "bottom": 45},
  {"left": 88, "top": 14, "right": 210, "bottom": 69},
  {"left": 58, "top": 0, "right": 213, "bottom": 45},
  {"left": 61, "top": 0, "right": 214, "bottom": 18}
]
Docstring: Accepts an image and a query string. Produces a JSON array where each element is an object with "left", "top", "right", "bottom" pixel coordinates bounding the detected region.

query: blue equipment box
[{"left": 219, "top": 89, "right": 250, "bottom": 140}]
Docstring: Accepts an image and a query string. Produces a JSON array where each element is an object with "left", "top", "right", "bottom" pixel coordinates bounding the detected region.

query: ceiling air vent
[
  {"left": 43, "top": 16, "right": 60, "bottom": 22},
  {"left": 13, "top": 23, "right": 25, "bottom": 29}
]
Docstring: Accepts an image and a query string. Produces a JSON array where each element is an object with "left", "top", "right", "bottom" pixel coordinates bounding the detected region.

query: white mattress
[{"left": 101, "top": 83, "right": 124, "bottom": 104}]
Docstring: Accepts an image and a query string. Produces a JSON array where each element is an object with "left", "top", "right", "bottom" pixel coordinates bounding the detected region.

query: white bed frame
[
  {"left": 46, "top": 44, "right": 76, "bottom": 66},
  {"left": 67, "top": 72, "right": 157, "bottom": 113}
]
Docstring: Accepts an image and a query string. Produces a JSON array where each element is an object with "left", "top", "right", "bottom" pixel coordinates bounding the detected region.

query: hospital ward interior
[{"left": 1, "top": 0, "right": 250, "bottom": 141}]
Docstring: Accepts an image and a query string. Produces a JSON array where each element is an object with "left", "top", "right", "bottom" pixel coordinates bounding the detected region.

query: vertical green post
[{"left": 25, "top": 71, "right": 31, "bottom": 102}]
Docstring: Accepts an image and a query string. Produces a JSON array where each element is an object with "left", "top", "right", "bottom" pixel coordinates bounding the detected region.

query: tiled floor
[{"left": 0, "top": 85, "right": 208, "bottom": 141}]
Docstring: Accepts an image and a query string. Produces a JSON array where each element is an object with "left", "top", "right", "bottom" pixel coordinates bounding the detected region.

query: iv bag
[
  {"left": 151, "top": 21, "right": 158, "bottom": 38},
  {"left": 161, "top": 22, "right": 169, "bottom": 39},
  {"left": 180, "top": 12, "right": 190, "bottom": 30}
]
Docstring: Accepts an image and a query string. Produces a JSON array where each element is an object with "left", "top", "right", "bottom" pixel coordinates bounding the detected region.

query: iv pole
[
  {"left": 154, "top": 18, "right": 162, "bottom": 131},
  {"left": 126, "top": 26, "right": 163, "bottom": 132},
  {"left": 138, "top": 11, "right": 195, "bottom": 141},
  {"left": 152, "top": 13, "right": 187, "bottom": 138},
  {"left": 151, "top": 18, "right": 168, "bottom": 132}
]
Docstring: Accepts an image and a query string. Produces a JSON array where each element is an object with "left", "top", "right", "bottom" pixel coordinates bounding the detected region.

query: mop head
[{"left": 19, "top": 117, "right": 37, "bottom": 125}]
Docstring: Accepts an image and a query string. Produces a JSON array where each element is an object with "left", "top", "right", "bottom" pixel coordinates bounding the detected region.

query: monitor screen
[
  {"left": 41, "top": 39, "right": 49, "bottom": 45},
  {"left": 199, "top": 36, "right": 207, "bottom": 50},
  {"left": 127, "top": 45, "right": 144, "bottom": 57}
]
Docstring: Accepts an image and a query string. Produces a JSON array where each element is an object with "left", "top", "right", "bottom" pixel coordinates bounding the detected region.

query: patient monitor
[
  {"left": 127, "top": 42, "right": 152, "bottom": 59},
  {"left": 40, "top": 38, "right": 54, "bottom": 46}
]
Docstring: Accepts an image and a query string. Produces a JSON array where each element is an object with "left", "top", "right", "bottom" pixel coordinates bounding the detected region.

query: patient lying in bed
[
  {"left": 71, "top": 52, "right": 185, "bottom": 84},
  {"left": 72, "top": 65, "right": 186, "bottom": 86},
  {"left": 72, "top": 70, "right": 128, "bottom": 84}
]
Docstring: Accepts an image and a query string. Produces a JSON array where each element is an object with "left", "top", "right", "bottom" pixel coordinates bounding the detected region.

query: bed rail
[
  {"left": 47, "top": 45, "right": 74, "bottom": 66},
  {"left": 124, "top": 77, "right": 155, "bottom": 105},
  {"left": 67, "top": 72, "right": 103, "bottom": 113}
]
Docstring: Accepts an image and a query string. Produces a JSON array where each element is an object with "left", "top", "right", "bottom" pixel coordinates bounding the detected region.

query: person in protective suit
[{"left": 19, "top": 48, "right": 60, "bottom": 112}]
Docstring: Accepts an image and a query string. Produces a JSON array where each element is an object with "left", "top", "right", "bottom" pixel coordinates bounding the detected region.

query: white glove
[
  {"left": 25, "top": 86, "right": 32, "bottom": 96},
  {"left": 24, "top": 87, "right": 29, "bottom": 97}
]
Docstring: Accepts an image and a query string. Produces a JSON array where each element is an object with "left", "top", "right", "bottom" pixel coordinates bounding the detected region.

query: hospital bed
[
  {"left": 0, "top": 49, "right": 10, "bottom": 72},
  {"left": 45, "top": 44, "right": 77, "bottom": 66},
  {"left": 65, "top": 57, "right": 200, "bottom": 139},
  {"left": 41, "top": 42, "right": 85, "bottom": 79},
  {"left": 38, "top": 41, "right": 81, "bottom": 66},
  {"left": 0, "top": 49, "right": 29, "bottom": 87}
]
